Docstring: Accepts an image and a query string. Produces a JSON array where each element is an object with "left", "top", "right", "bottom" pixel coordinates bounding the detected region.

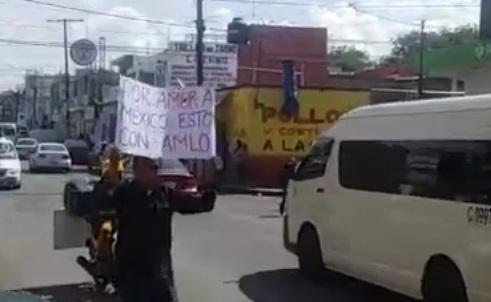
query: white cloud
[
  {"left": 308, "top": 0, "right": 480, "bottom": 57},
  {"left": 0, "top": 0, "right": 483, "bottom": 90}
]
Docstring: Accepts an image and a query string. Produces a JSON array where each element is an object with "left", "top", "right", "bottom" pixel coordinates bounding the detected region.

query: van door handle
[{"left": 316, "top": 188, "right": 325, "bottom": 193}]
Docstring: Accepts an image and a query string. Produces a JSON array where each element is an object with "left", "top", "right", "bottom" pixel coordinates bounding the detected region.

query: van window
[
  {"left": 295, "top": 138, "right": 334, "bottom": 181},
  {"left": 339, "top": 140, "right": 491, "bottom": 205}
]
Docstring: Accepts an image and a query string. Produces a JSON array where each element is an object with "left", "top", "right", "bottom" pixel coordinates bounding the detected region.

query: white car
[
  {"left": 15, "top": 137, "right": 38, "bottom": 159},
  {"left": 0, "top": 137, "right": 21, "bottom": 189},
  {"left": 30, "top": 143, "right": 72, "bottom": 173}
]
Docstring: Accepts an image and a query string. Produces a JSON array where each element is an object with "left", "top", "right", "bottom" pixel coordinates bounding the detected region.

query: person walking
[{"left": 112, "top": 156, "right": 179, "bottom": 302}]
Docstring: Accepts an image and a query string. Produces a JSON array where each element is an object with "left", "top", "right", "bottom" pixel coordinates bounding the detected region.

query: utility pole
[
  {"left": 196, "top": 0, "right": 205, "bottom": 85},
  {"left": 47, "top": 18, "right": 84, "bottom": 138},
  {"left": 418, "top": 19, "right": 426, "bottom": 99}
]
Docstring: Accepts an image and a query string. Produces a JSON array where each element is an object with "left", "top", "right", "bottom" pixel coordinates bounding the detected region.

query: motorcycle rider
[{"left": 112, "top": 156, "right": 180, "bottom": 302}]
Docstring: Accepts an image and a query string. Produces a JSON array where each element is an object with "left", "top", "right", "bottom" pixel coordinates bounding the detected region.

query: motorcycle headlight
[{"left": 6, "top": 169, "right": 20, "bottom": 176}]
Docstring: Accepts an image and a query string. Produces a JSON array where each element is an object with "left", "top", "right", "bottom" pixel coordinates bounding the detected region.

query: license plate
[
  {"left": 163, "top": 182, "right": 176, "bottom": 189},
  {"left": 51, "top": 160, "right": 59, "bottom": 165}
]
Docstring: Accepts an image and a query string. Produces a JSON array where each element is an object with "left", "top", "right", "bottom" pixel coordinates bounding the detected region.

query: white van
[{"left": 284, "top": 94, "right": 491, "bottom": 302}]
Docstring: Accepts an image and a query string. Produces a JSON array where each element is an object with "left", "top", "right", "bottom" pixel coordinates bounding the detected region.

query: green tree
[
  {"left": 387, "top": 24, "right": 478, "bottom": 66},
  {"left": 329, "top": 46, "right": 372, "bottom": 72}
]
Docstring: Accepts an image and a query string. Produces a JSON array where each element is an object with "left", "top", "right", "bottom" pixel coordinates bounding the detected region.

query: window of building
[
  {"left": 139, "top": 72, "right": 155, "bottom": 85},
  {"left": 73, "top": 81, "right": 78, "bottom": 97},
  {"left": 339, "top": 140, "right": 491, "bottom": 205},
  {"left": 295, "top": 138, "right": 334, "bottom": 181},
  {"left": 83, "top": 75, "right": 89, "bottom": 94}
]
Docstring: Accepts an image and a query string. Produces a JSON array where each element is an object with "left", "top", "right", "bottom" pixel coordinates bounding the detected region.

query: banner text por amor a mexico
[{"left": 115, "top": 77, "right": 216, "bottom": 159}]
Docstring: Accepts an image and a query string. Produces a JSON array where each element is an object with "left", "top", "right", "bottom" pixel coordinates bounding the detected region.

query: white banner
[{"left": 115, "top": 77, "right": 216, "bottom": 159}]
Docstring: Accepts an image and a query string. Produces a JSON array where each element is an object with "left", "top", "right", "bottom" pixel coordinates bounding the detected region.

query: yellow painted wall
[{"left": 218, "top": 87, "right": 370, "bottom": 156}]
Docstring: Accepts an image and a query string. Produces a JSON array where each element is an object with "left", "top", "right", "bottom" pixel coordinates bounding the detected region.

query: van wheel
[
  {"left": 297, "top": 224, "right": 324, "bottom": 281},
  {"left": 422, "top": 257, "right": 468, "bottom": 302}
]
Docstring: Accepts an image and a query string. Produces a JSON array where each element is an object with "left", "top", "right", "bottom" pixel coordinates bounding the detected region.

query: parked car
[
  {"left": 153, "top": 158, "right": 216, "bottom": 212},
  {"left": 15, "top": 137, "right": 38, "bottom": 159},
  {"left": 65, "top": 139, "right": 90, "bottom": 165},
  {"left": 29, "top": 143, "right": 71, "bottom": 173},
  {"left": 0, "top": 137, "right": 21, "bottom": 189},
  {"left": 63, "top": 157, "right": 216, "bottom": 216}
]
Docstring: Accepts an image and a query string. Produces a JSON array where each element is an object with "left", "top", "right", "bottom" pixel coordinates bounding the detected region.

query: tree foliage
[
  {"left": 329, "top": 46, "right": 372, "bottom": 72},
  {"left": 388, "top": 25, "right": 478, "bottom": 65}
]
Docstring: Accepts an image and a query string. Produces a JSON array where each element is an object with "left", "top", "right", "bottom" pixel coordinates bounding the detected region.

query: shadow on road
[{"left": 239, "top": 269, "right": 416, "bottom": 302}]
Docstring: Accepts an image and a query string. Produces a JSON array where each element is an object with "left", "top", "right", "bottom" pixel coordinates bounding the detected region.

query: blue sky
[{"left": 0, "top": 0, "right": 481, "bottom": 90}]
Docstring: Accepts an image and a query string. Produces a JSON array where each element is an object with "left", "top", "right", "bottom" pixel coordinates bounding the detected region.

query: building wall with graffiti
[{"left": 216, "top": 85, "right": 370, "bottom": 188}]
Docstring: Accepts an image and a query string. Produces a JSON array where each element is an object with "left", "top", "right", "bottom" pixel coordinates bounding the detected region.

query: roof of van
[{"left": 341, "top": 94, "right": 491, "bottom": 120}]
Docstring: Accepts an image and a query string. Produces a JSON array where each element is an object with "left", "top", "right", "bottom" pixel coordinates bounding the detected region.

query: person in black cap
[{"left": 112, "top": 156, "right": 179, "bottom": 302}]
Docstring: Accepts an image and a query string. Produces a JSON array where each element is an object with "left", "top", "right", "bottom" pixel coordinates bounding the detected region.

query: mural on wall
[
  {"left": 222, "top": 87, "right": 370, "bottom": 156},
  {"left": 216, "top": 87, "right": 371, "bottom": 187}
]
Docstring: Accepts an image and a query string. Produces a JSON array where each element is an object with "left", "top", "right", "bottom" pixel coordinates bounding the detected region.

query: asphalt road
[{"left": 0, "top": 162, "right": 415, "bottom": 302}]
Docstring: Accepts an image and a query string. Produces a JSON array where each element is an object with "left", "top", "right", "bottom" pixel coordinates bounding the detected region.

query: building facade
[
  {"left": 50, "top": 69, "right": 119, "bottom": 139},
  {"left": 425, "top": 41, "right": 491, "bottom": 94},
  {"left": 237, "top": 25, "right": 328, "bottom": 86},
  {"left": 0, "top": 91, "right": 18, "bottom": 123},
  {"left": 24, "top": 73, "right": 61, "bottom": 129}
]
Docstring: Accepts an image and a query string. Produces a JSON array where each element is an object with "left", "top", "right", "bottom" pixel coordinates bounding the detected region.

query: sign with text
[
  {"left": 115, "top": 77, "right": 216, "bottom": 159},
  {"left": 166, "top": 41, "right": 238, "bottom": 88},
  {"left": 222, "top": 88, "right": 370, "bottom": 156}
]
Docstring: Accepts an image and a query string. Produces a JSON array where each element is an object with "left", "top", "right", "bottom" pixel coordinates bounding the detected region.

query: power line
[
  {"left": 350, "top": 4, "right": 422, "bottom": 27},
  {"left": 21, "top": 0, "right": 227, "bottom": 32},
  {"left": 0, "top": 20, "right": 57, "bottom": 30},
  {"left": 208, "top": 0, "right": 479, "bottom": 8},
  {"left": 353, "top": 4, "right": 478, "bottom": 9},
  {"left": 0, "top": 36, "right": 395, "bottom": 52},
  {"left": 22, "top": 0, "right": 195, "bottom": 29},
  {"left": 100, "top": 29, "right": 166, "bottom": 36},
  {"left": 208, "top": 0, "right": 343, "bottom": 8},
  {"left": 0, "top": 37, "right": 159, "bottom": 55},
  {"left": 0, "top": 19, "right": 168, "bottom": 37},
  {"left": 331, "top": 38, "right": 391, "bottom": 44}
]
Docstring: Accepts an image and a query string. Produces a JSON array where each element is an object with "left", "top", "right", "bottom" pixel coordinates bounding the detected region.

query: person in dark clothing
[{"left": 112, "top": 156, "right": 180, "bottom": 302}]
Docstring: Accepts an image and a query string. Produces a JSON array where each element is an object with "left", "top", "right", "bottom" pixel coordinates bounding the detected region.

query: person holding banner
[{"left": 112, "top": 156, "right": 180, "bottom": 302}]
